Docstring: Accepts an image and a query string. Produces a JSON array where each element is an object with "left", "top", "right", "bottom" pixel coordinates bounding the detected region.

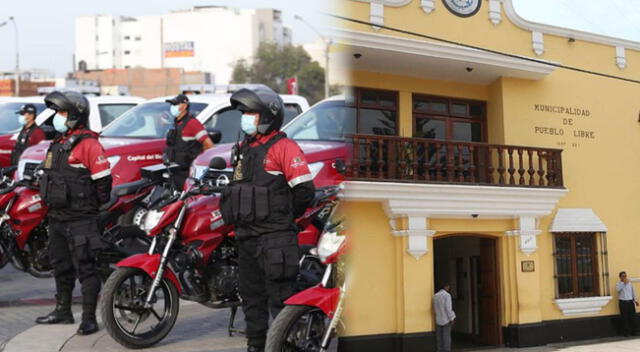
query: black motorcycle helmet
[
  {"left": 44, "top": 91, "right": 90, "bottom": 130},
  {"left": 230, "top": 87, "right": 284, "bottom": 135}
]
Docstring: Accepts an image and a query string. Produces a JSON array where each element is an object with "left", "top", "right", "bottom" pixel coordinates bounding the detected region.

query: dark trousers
[
  {"left": 237, "top": 231, "right": 299, "bottom": 348},
  {"left": 48, "top": 218, "right": 103, "bottom": 320},
  {"left": 172, "top": 169, "right": 188, "bottom": 191},
  {"left": 619, "top": 300, "right": 637, "bottom": 336}
]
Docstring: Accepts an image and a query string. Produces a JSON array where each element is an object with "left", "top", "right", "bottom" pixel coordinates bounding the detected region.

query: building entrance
[{"left": 434, "top": 236, "right": 501, "bottom": 349}]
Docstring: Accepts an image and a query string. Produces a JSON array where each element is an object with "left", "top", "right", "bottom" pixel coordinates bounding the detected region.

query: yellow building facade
[{"left": 330, "top": 1, "right": 640, "bottom": 351}]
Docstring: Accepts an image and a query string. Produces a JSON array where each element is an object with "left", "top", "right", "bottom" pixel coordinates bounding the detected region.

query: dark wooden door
[{"left": 479, "top": 238, "right": 501, "bottom": 345}]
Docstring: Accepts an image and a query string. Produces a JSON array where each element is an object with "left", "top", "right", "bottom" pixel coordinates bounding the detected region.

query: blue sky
[{"left": 1, "top": 0, "right": 640, "bottom": 77}]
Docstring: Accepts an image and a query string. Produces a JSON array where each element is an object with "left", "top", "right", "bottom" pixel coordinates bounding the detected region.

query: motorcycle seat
[
  {"left": 99, "top": 179, "right": 154, "bottom": 212},
  {"left": 112, "top": 179, "right": 154, "bottom": 197}
]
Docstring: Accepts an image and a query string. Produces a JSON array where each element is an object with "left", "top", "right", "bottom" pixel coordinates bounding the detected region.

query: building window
[
  {"left": 124, "top": 35, "right": 130, "bottom": 40},
  {"left": 412, "top": 94, "right": 486, "bottom": 143},
  {"left": 135, "top": 36, "right": 141, "bottom": 41},
  {"left": 353, "top": 88, "right": 398, "bottom": 136},
  {"left": 554, "top": 232, "right": 606, "bottom": 298},
  {"left": 124, "top": 50, "right": 131, "bottom": 55}
]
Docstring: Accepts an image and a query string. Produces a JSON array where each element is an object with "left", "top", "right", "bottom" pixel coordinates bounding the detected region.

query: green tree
[{"left": 231, "top": 42, "right": 327, "bottom": 104}]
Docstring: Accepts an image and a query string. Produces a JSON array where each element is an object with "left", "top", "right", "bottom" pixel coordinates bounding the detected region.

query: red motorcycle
[
  {"left": 100, "top": 157, "right": 341, "bottom": 349},
  {"left": 0, "top": 165, "right": 157, "bottom": 279},
  {"left": 266, "top": 220, "right": 347, "bottom": 352}
]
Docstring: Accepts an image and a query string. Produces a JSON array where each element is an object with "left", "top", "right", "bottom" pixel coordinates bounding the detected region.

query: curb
[{"left": 0, "top": 296, "right": 83, "bottom": 308}]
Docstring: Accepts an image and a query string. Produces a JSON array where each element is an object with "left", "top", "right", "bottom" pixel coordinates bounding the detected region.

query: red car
[
  {"left": 17, "top": 94, "right": 309, "bottom": 185},
  {"left": 189, "top": 96, "right": 352, "bottom": 189}
]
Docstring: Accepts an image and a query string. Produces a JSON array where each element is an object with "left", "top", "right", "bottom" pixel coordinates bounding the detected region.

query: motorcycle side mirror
[
  {"left": 209, "top": 157, "right": 227, "bottom": 170},
  {"left": 207, "top": 128, "right": 222, "bottom": 144},
  {"left": 334, "top": 159, "right": 347, "bottom": 175}
]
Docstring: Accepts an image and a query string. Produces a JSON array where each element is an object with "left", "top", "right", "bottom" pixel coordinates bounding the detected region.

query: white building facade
[{"left": 75, "top": 6, "right": 292, "bottom": 85}]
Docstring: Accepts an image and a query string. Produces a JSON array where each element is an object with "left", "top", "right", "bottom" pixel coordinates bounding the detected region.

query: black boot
[
  {"left": 77, "top": 315, "right": 98, "bottom": 335},
  {"left": 35, "top": 293, "right": 74, "bottom": 324},
  {"left": 77, "top": 280, "right": 100, "bottom": 336}
]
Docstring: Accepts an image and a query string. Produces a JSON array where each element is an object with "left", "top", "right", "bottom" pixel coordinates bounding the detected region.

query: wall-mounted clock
[{"left": 442, "top": 0, "right": 482, "bottom": 17}]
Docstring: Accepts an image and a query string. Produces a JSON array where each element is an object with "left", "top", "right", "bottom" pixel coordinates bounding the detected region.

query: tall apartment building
[{"left": 74, "top": 6, "right": 292, "bottom": 85}]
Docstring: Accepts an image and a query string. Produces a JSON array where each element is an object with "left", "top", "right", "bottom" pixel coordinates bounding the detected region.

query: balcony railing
[{"left": 347, "top": 134, "right": 564, "bottom": 188}]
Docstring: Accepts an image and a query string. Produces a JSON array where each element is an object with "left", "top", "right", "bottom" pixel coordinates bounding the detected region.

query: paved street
[{"left": 0, "top": 265, "right": 79, "bottom": 350}]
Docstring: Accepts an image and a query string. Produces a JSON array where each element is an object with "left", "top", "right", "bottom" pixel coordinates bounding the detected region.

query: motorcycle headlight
[
  {"left": 317, "top": 231, "right": 346, "bottom": 263},
  {"left": 142, "top": 209, "right": 164, "bottom": 233}
]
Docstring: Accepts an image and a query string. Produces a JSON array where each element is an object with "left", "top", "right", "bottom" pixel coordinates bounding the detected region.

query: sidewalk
[
  {"left": 4, "top": 299, "right": 636, "bottom": 352},
  {"left": 3, "top": 302, "right": 247, "bottom": 352}
]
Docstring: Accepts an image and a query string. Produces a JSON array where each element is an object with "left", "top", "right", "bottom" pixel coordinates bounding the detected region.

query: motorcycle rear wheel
[
  {"left": 101, "top": 267, "right": 179, "bottom": 349},
  {"left": 266, "top": 305, "right": 332, "bottom": 352}
]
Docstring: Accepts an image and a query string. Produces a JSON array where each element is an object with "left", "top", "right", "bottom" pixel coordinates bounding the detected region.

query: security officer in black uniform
[
  {"left": 163, "top": 94, "right": 213, "bottom": 189},
  {"left": 221, "top": 88, "right": 315, "bottom": 352},
  {"left": 35, "top": 91, "right": 113, "bottom": 336},
  {"left": 10, "top": 103, "right": 45, "bottom": 167}
]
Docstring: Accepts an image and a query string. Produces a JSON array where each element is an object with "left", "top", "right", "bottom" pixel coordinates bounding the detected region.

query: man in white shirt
[
  {"left": 616, "top": 271, "right": 638, "bottom": 337},
  {"left": 433, "top": 283, "right": 456, "bottom": 352}
]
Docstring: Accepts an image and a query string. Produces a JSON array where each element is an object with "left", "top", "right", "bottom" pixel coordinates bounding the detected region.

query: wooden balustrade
[{"left": 347, "top": 134, "right": 564, "bottom": 188}]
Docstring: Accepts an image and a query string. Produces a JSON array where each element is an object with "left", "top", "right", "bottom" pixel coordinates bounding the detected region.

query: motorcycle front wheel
[
  {"left": 101, "top": 267, "right": 179, "bottom": 349},
  {"left": 266, "top": 305, "right": 333, "bottom": 352}
]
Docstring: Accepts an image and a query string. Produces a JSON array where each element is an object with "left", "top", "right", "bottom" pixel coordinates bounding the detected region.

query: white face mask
[
  {"left": 241, "top": 114, "right": 258, "bottom": 135},
  {"left": 53, "top": 113, "right": 68, "bottom": 133},
  {"left": 170, "top": 104, "right": 181, "bottom": 117}
]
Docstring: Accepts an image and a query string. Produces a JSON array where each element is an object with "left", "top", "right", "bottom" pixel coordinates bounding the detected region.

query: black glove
[{"left": 95, "top": 175, "right": 113, "bottom": 205}]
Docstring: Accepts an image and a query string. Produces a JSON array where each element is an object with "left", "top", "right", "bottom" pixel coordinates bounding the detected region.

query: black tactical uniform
[
  {"left": 35, "top": 91, "right": 112, "bottom": 336},
  {"left": 163, "top": 94, "right": 209, "bottom": 189},
  {"left": 221, "top": 88, "right": 315, "bottom": 352},
  {"left": 10, "top": 104, "right": 44, "bottom": 166}
]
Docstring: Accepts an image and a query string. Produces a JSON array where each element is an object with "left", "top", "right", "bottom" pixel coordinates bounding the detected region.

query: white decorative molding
[
  {"left": 532, "top": 31, "right": 544, "bottom": 56},
  {"left": 388, "top": 216, "right": 406, "bottom": 237},
  {"left": 488, "top": 0, "right": 502, "bottom": 26},
  {"left": 550, "top": 208, "right": 608, "bottom": 233},
  {"left": 421, "top": 0, "right": 436, "bottom": 14},
  {"left": 554, "top": 296, "right": 612, "bottom": 316},
  {"left": 349, "top": 0, "right": 413, "bottom": 30},
  {"left": 386, "top": 216, "right": 435, "bottom": 259},
  {"left": 370, "top": 3, "right": 384, "bottom": 31},
  {"left": 350, "top": 0, "right": 413, "bottom": 5},
  {"left": 328, "top": 28, "right": 559, "bottom": 79},
  {"left": 342, "top": 181, "right": 567, "bottom": 219},
  {"left": 505, "top": 216, "right": 542, "bottom": 255},
  {"left": 616, "top": 46, "right": 627, "bottom": 70},
  {"left": 503, "top": 0, "right": 640, "bottom": 51}
]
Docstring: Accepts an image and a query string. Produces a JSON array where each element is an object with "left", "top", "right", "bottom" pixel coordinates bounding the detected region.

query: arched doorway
[{"left": 433, "top": 235, "right": 501, "bottom": 349}]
